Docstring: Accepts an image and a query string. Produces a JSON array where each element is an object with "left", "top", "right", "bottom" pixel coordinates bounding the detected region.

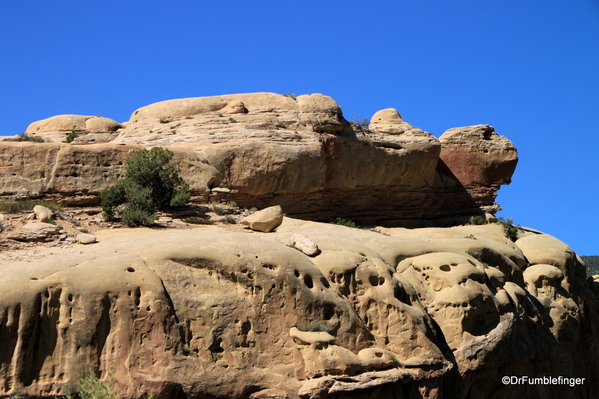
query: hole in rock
[
  {"left": 294, "top": 270, "right": 300, "bottom": 277},
  {"left": 321, "top": 277, "right": 330, "bottom": 288},
  {"left": 375, "top": 352, "right": 383, "bottom": 358},
  {"left": 127, "top": 267, "right": 135, "bottom": 273},
  {"left": 439, "top": 265, "right": 451, "bottom": 272},
  {"left": 323, "top": 304, "right": 335, "bottom": 320},
  {"left": 31, "top": 277, "right": 38, "bottom": 281},
  {"left": 369, "top": 276, "right": 379, "bottom": 286},
  {"left": 304, "top": 274, "right": 314, "bottom": 289}
]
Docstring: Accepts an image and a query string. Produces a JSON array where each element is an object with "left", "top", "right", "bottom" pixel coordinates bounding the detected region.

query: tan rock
[
  {"left": 25, "top": 114, "right": 122, "bottom": 143},
  {"left": 85, "top": 116, "right": 122, "bottom": 132},
  {"left": 291, "top": 234, "right": 320, "bottom": 256},
  {"left": 6, "top": 93, "right": 517, "bottom": 223},
  {"left": 26, "top": 114, "right": 92, "bottom": 133},
  {"left": 7, "top": 222, "right": 62, "bottom": 242},
  {"left": 290, "top": 327, "right": 335, "bottom": 345},
  {"left": 33, "top": 205, "right": 53, "bottom": 222},
  {"left": 77, "top": 233, "right": 97, "bottom": 244},
  {"left": 0, "top": 142, "right": 220, "bottom": 205},
  {"left": 240, "top": 205, "right": 283, "bottom": 232},
  {"left": 0, "top": 222, "right": 596, "bottom": 398}
]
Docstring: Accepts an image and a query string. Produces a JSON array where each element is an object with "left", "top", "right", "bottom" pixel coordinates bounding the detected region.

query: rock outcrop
[
  {"left": 25, "top": 114, "right": 122, "bottom": 143},
  {"left": 0, "top": 221, "right": 596, "bottom": 399},
  {"left": 0, "top": 142, "right": 220, "bottom": 205},
  {"left": 0, "top": 93, "right": 517, "bottom": 225}
]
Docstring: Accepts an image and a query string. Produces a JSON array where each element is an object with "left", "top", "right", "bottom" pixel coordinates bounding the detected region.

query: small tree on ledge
[{"left": 101, "top": 147, "right": 191, "bottom": 226}]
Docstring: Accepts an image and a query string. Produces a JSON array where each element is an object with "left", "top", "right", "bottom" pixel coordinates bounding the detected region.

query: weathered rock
[
  {"left": 290, "top": 234, "right": 320, "bottom": 256},
  {"left": 240, "top": 205, "right": 284, "bottom": 232},
  {"left": 434, "top": 124, "right": 518, "bottom": 218},
  {"left": 33, "top": 205, "right": 53, "bottom": 222},
  {"left": 0, "top": 223, "right": 597, "bottom": 398},
  {"left": 25, "top": 114, "right": 123, "bottom": 143},
  {"left": 0, "top": 142, "right": 220, "bottom": 205},
  {"left": 439, "top": 125, "right": 518, "bottom": 186},
  {"left": 76, "top": 233, "right": 97, "bottom": 244},
  {"left": 3, "top": 93, "right": 518, "bottom": 224},
  {"left": 7, "top": 222, "right": 62, "bottom": 242}
]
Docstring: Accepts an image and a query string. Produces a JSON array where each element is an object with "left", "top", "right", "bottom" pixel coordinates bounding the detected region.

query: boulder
[
  {"left": 438, "top": 124, "right": 518, "bottom": 186},
  {"left": 240, "top": 205, "right": 284, "bottom": 232},
  {"left": 33, "top": 205, "right": 53, "bottom": 222},
  {"left": 77, "top": 233, "right": 97, "bottom": 244},
  {"left": 7, "top": 222, "right": 62, "bottom": 242},
  {"left": 291, "top": 234, "right": 320, "bottom": 256}
]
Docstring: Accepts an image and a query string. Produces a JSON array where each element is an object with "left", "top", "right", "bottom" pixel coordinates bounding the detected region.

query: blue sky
[{"left": 1, "top": 1, "right": 598, "bottom": 255}]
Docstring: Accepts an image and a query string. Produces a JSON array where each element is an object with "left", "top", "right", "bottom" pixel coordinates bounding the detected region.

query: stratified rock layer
[
  {"left": 0, "top": 221, "right": 597, "bottom": 399},
  {"left": 3, "top": 93, "right": 517, "bottom": 225}
]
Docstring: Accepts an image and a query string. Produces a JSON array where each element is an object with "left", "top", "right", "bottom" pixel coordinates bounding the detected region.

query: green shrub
[
  {"left": 101, "top": 147, "right": 190, "bottom": 226},
  {"left": 212, "top": 204, "right": 225, "bottom": 215},
  {"left": 65, "top": 369, "right": 120, "bottom": 399},
  {"left": 469, "top": 215, "right": 487, "bottom": 225},
  {"left": 282, "top": 93, "right": 297, "bottom": 100},
  {"left": 224, "top": 215, "right": 236, "bottom": 224},
  {"left": 331, "top": 217, "right": 356, "bottom": 228},
  {"left": 63, "top": 131, "right": 79, "bottom": 143},
  {"left": 125, "top": 147, "right": 190, "bottom": 207},
  {"left": 497, "top": 217, "right": 521, "bottom": 242},
  {"left": 352, "top": 114, "right": 369, "bottom": 127}
]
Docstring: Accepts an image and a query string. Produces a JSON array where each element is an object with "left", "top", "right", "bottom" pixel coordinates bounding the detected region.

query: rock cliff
[
  {"left": 4, "top": 93, "right": 593, "bottom": 399},
  {"left": 2, "top": 93, "right": 517, "bottom": 225}
]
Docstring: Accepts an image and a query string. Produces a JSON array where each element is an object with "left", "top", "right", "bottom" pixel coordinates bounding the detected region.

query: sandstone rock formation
[
  {"left": 1, "top": 93, "right": 517, "bottom": 225},
  {"left": 0, "top": 142, "right": 220, "bottom": 205},
  {"left": 0, "top": 220, "right": 597, "bottom": 399},
  {"left": 25, "top": 114, "right": 123, "bottom": 143}
]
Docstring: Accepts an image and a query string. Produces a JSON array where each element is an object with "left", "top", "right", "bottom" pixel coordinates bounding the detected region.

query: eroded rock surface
[
  {"left": 1, "top": 221, "right": 597, "bottom": 399},
  {"left": 2, "top": 93, "right": 517, "bottom": 224}
]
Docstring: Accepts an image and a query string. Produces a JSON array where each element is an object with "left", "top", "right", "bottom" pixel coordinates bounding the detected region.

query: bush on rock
[{"left": 101, "top": 147, "right": 191, "bottom": 226}]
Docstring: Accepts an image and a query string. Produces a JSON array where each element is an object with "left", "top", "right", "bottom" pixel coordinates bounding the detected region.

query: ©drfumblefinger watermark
[{"left": 502, "top": 376, "right": 585, "bottom": 387}]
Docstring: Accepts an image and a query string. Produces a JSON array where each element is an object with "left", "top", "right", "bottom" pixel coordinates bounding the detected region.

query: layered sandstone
[
  {"left": 0, "top": 220, "right": 596, "bottom": 399},
  {"left": 2, "top": 93, "right": 517, "bottom": 225}
]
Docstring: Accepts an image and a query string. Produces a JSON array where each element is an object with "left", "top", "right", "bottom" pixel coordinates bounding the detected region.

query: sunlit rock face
[
  {"left": 1, "top": 221, "right": 597, "bottom": 399},
  {"left": 3, "top": 94, "right": 516, "bottom": 224}
]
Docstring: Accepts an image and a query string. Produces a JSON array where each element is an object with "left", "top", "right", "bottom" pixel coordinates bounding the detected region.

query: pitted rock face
[
  {"left": 0, "top": 222, "right": 598, "bottom": 399},
  {"left": 523, "top": 264, "right": 581, "bottom": 342}
]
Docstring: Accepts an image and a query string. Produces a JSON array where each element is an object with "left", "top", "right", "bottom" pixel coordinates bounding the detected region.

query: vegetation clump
[
  {"left": 63, "top": 131, "right": 79, "bottom": 143},
  {"left": 101, "top": 147, "right": 191, "bottom": 226},
  {"left": 19, "top": 133, "right": 45, "bottom": 143},
  {"left": 469, "top": 215, "right": 487, "bottom": 225},
  {"left": 331, "top": 217, "right": 356, "bottom": 228},
  {"left": 65, "top": 369, "right": 120, "bottom": 399},
  {"left": 497, "top": 217, "right": 521, "bottom": 242},
  {"left": 0, "top": 200, "right": 62, "bottom": 213}
]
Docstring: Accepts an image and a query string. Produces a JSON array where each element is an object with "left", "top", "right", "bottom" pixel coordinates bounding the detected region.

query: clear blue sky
[{"left": 1, "top": 1, "right": 598, "bottom": 255}]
